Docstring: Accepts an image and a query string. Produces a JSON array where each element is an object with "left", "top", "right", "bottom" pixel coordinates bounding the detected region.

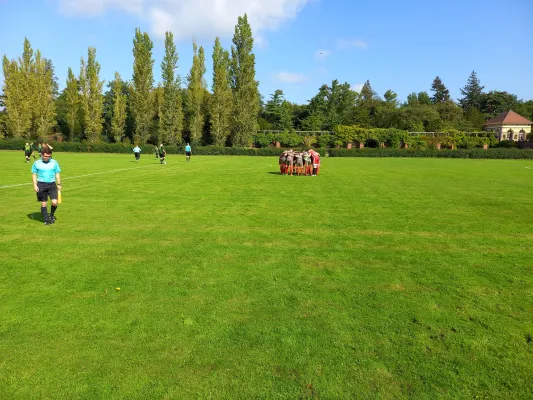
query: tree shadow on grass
[{"left": 27, "top": 212, "right": 45, "bottom": 223}]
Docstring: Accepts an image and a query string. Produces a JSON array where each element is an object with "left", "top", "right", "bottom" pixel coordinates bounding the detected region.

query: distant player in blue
[
  {"left": 133, "top": 145, "right": 141, "bottom": 161},
  {"left": 31, "top": 145, "right": 62, "bottom": 225},
  {"left": 185, "top": 143, "right": 192, "bottom": 162}
]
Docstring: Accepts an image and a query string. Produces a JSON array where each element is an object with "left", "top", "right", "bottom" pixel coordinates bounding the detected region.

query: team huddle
[{"left": 279, "top": 149, "right": 321, "bottom": 176}]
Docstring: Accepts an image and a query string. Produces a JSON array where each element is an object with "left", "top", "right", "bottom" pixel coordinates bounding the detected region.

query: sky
[{"left": 1, "top": 0, "right": 532, "bottom": 105}]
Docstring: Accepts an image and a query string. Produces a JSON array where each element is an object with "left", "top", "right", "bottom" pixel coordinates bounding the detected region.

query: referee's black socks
[{"left": 41, "top": 206, "right": 49, "bottom": 222}]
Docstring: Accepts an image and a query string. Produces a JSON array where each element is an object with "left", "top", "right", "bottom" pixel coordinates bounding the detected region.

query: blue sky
[{"left": 1, "top": 0, "right": 532, "bottom": 105}]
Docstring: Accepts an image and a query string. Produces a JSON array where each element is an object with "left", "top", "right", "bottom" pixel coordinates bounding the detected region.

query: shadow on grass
[{"left": 27, "top": 212, "right": 45, "bottom": 223}]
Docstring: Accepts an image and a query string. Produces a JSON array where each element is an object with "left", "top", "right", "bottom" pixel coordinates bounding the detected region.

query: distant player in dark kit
[
  {"left": 278, "top": 151, "right": 288, "bottom": 174},
  {"left": 24, "top": 142, "right": 32, "bottom": 163},
  {"left": 159, "top": 144, "right": 166, "bottom": 164},
  {"left": 185, "top": 143, "right": 192, "bottom": 162},
  {"left": 154, "top": 146, "right": 159, "bottom": 159},
  {"left": 31, "top": 145, "right": 62, "bottom": 225},
  {"left": 133, "top": 145, "right": 141, "bottom": 161}
]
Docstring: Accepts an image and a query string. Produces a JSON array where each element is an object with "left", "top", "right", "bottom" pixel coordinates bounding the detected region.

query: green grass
[{"left": 1, "top": 150, "right": 532, "bottom": 399}]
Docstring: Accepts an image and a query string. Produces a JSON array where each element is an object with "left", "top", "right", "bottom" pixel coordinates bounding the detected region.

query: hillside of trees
[{"left": 2, "top": 14, "right": 533, "bottom": 147}]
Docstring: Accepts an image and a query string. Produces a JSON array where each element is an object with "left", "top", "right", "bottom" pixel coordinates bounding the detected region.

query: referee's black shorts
[{"left": 36, "top": 181, "right": 58, "bottom": 202}]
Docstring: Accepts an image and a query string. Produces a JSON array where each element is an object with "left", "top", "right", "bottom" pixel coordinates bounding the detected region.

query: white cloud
[
  {"left": 314, "top": 49, "right": 331, "bottom": 60},
  {"left": 337, "top": 39, "right": 368, "bottom": 50},
  {"left": 274, "top": 72, "right": 307, "bottom": 84},
  {"left": 55, "top": 0, "right": 311, "bottom": 41},
  {"left": 351, "top": 83, "right": 364, "bottom": 93}
]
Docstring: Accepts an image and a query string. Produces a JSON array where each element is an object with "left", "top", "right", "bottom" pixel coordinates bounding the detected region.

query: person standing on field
[
  {"left": 31, "top": 145, "right": 61, "bottom": 225},
  {"left": 159, "top": 144, "right": 166, "bottom": 164},
  {"left": 185, "top": 143, "right": 192, "bottom": 162},
  {"left": 24, "top": 142, "right": 32, "bottom": 163},
  {"left": 133, "top": 145, "right": 141, "bottom": 161}
]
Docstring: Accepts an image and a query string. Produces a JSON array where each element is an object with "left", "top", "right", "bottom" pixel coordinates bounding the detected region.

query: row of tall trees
[
  {"left": 1, "top": 14, "right": 259, "bottom": 146},
  {"left": 2, "top": 16, "right": 532, "bottom": 145}
]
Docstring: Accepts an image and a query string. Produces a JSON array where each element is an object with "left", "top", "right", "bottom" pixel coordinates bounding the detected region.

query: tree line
[{"left": 2, "top": 14, "right": 532, "bottom": 146}]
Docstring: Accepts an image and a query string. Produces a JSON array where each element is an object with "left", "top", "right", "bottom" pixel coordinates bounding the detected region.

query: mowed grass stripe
[{"left": 0, "top": 151, "right": 532, "bottom": 399}]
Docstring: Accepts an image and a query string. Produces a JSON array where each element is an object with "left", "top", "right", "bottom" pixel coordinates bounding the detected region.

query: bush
[
  {"left": 327, "top": 147, "right": 533, "bottom": 159},
  {"left": 2, "top": 139, "right": 531, "bottom": 159}
]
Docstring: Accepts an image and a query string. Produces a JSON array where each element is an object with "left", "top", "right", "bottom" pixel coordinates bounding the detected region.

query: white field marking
[
  {"left": 526, "top": 166, "right": 533, "bottom": 170},
  {"left": 0, "top": 165, "right": 159, "bottom": 190}
]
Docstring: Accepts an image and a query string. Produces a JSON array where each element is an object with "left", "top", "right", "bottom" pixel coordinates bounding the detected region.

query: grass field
[{"left": 1, "top": 150, "right": 532, "bottom": 399}]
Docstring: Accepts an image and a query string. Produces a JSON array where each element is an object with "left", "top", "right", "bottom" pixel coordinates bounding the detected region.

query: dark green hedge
[
  {"left": 327, "top": 147, "right": 533, "bottom": 159},
  {"left": 2, "top": 139, "right": 532, "bottom": 159}
]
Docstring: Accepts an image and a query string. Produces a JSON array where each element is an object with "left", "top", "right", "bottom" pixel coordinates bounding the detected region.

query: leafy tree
[
  {"left": 152, "top": 84, "right": 164, "bottom": 144},
  {"left": 210, "top": 37, "right": 233, "bottom": 146},
  {"left": 279, "top": 100, "right": 294, "bottom": 131},
  {"left": 430, "top": 76, "right": 450, "bottom": 103},
  {"left": 305, "top": 80, "right": 357, "bottom": 130},
  {"left": 383, "top": 90, "right": 399, "bottom": 107},
  {"left": 132, "top": 28, "right": 154, "bottom": 144},
  {"left": 435, "top": 101, "right": 462, "bottom": 130},
  {"left": 110, "top": 72, "right": 127, "bottom": 143},
  {"left": 418, "top": 91, "right": 431, "bottom": 105},
  {"left": 458, "top": 70, "right": 484, "bottom": 111},
  {"left": 265, "top": 89, "right": 285, "bottom": 129},
  {"left": 1, "top": 38, "right": 34, "bottom": 138},
  {"left": 480, "top": 91, "right": 518, "bottom": 117},
  {"left": 33, "top": 50, "right": 56, "bottom": 137},
  {"left": 161, "top": 31, "right": 183, "bottom": 145},
  {"left": 406, "top": 92, "right": 419, "bottom": 106},
  {"left": 354, "top": 80, "right": 378, "bottom": 127},
  {"left": 462, "top": 106, "right": 486, "bottom": 131},
  {"left": 230, "top": 14, "right": 260, "bottom": 146},
  {"left": 187, "top": 40, "right": 206, "bottom": 145},
  {"left": 80, "top": 47, "right": 104, "bottom": 142},
  {"left": 64, "top": 67, "right": 80, "bottom": 140},
  {"left": 375, "top": 90, "right": 400, "bottom": 128},
  {"left": 44, "top": 58, "right": 59, "bottom": 98}
]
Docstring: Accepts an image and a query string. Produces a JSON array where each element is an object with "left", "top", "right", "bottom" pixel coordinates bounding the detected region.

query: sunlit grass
[{"left": 1, "top": 150, "right": 532, "bottom": 399}]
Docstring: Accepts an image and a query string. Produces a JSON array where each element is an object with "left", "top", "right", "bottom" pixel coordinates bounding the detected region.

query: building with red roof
[{"left": 483, "top": 110, "right": 532, "bottom": 141}]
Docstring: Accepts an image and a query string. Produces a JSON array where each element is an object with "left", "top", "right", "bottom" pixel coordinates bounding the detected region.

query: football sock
[
  {"left": 41, "top": 206, "right": 49, "bottom": 221},
  {"left": 51, "top": 205, "right": 57, "bottom": 216}
]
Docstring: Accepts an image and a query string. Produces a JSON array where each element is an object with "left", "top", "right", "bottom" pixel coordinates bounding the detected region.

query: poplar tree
[
  {"left": 1, "top": 38, "right": 34, "bottom": 138},
  {"left": 187, "top": 40, "right": 206, "bottom": 145},
  {"left": 33, "top": 50, "right": 56, "bottom": 137},
  {"left": 161, "top": 31, "right": 183, "bottom": 145},
  {"left": 132, "top": 28, "right": 154, "bottom": 144},
  {"left": 80, "top": 47, "right": 104, "bottom": 142},
  {"left": 230, "top": 14, "right": 260, "bottom": 146},
  {"left": 111, "top": 72, "right": 127, "bottom": 143},
  {"left": 65, "top": 67, "right": 80, "bottom": 141},
  {"left": 152, "top": 84, "right": 164, "bottom": 144},
  {"left": 209, "top": 37, "right": 232, "bottom": 146}
]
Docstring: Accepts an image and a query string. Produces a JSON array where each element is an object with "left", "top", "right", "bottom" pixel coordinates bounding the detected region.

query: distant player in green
[
  {"left": 31, "top": 145, "right": 62, "bottom": 225},
  {"left": 185, "top": 143, "right": 192, "bottom": 162},
  {"left": 24, "top": 143, "right": 32, "bottom": 163},
  {"left": 159, "top": 144, "right": 166, "bottom": 164}
]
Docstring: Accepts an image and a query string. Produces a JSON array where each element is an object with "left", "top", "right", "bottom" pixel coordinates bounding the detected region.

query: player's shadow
[
  {"left": 268, "top": 172, "right": 283, "bottom": 175},
  {"left": 27, "top": 212, "right": 45, "bottom": 223}
]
